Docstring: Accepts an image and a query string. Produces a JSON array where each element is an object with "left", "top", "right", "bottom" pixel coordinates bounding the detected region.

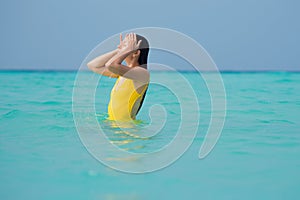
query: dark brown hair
[
  {"left": 135, "top": 34, "right": 149, "bottom": 116},
  {"left": 136, "top": 34, "right": 149, "bottom": 69}
]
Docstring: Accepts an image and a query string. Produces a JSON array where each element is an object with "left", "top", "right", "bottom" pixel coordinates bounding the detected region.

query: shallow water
[{"left": 1, "top": 71, "right": 300, "bottom": 199}]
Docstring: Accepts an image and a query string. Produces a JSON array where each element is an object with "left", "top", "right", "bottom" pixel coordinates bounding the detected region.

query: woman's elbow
[
  {"left": 87, "top": 61, "right": 95, "bottom": 70},
  {"left": 87, "top": 61, "right": 103, "bottom": 71}
]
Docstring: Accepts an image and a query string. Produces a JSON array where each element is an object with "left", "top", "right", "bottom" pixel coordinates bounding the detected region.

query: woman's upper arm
[
  {"left": 121, "top": 67, "right": 150, "bottom": 83},
  {"left": 87, "top": 64, "right": 119, "bottom": 78}
]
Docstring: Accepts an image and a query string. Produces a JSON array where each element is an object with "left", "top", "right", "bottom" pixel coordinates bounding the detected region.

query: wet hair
[
  {"left": 136, "top": 34, "right": 149, "bottom": 69},
  {"left": 135, "top": 34, "right": 149, "bottom": 116}
]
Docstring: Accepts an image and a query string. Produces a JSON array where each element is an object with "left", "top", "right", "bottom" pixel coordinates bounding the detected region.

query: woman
[{"left": 87, "top": 33, "right": 150, "bottom": 121}]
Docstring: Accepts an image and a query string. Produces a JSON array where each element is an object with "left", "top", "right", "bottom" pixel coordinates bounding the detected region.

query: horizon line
[{"left": 0, "top": 68, "right": 300, "bottom": 73}]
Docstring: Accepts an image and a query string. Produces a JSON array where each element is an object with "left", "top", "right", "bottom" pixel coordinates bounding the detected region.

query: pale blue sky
[{"left": 0, "top": 0, "right": 299, "bottom": 71}]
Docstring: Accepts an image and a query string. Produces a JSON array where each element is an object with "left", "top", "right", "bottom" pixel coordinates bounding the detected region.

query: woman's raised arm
[
  {"left": 87, "top": 49, "right": 119, "bottom": 78},
  {"left": 105, "top": 33, "right": 149, "bottom": 83},
  {"left": 87, "top": 34, "right": 126, "bottom": 78}
]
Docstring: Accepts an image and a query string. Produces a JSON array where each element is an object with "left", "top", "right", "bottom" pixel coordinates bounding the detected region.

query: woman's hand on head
[
  {"left": 117, "top": 33, "right": 126, "bottom": 52},
  {"left": 118, "top": 33, "right": 141, "bottom": 53}
]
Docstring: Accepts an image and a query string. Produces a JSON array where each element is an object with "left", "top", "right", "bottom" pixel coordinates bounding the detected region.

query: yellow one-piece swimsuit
[{"left": 108, "top": 77, "right": 148, "bottom": 121}]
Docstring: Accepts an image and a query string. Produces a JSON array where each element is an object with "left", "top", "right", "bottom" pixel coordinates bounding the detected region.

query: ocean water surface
[{"left": 0, "top": 71, "right": 300, "bottom": 199}]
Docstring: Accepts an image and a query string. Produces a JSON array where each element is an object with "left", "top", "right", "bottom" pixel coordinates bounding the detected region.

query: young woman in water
[{"left": 87, "top": 33, "right": 150, "bottom": 121}]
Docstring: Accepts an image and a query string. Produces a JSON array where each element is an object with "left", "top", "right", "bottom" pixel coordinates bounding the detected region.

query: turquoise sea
[{"left": 0, "top": 71, "right": 300, "bottom": 199}]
